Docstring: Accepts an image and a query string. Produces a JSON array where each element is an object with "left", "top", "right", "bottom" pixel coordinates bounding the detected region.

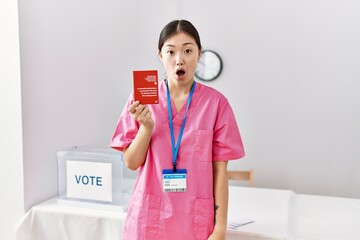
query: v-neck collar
[
  {"left": 160, "top": 80, "right": 197, "bottom": 126},
  {"left": 168, "top": 91, "right": 187, "bottom": 126}
]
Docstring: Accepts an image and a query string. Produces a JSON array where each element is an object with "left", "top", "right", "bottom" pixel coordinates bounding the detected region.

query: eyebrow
[{"left": 164, "top": 42, "right": 195, "bottom": 48}]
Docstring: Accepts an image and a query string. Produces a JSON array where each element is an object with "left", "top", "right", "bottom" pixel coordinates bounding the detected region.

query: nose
[{"left": 176, "top": 53, "right": 184, "bottom": 66}]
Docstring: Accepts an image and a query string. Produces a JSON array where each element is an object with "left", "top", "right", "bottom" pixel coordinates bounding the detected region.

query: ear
[
  {"left": 158, "top": 51, "right": 163, "bottom": 61},
  {"left": 197, "top": 49, "right": 202, "bottom": 61}
]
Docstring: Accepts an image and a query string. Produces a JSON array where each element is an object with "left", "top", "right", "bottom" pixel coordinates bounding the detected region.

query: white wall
[
  {"left": 18, "top": 0, "right": 179, "bottom": 210},
  {"left": 180, "top": 0, "right": 360, "bottom": 197},
  {"left": 18, "top": 0, "right": 360, "bottom": 218},
  {"left": 0, "top": 0, "right": 24, "bottom": 239}
]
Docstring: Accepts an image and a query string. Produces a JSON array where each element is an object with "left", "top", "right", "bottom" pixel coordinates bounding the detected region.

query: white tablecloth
[
  {"left": 227, "top": 187, "right": 296, "bottom": 240},
  {"left": 296, "top": 194, "right": 360, "bottom": 240},
  {"left": 15, "top": 187, "right": 360, "bottom": 240},
  {"left": 15, "top": 198, "right": 126, "bottom": 240}
]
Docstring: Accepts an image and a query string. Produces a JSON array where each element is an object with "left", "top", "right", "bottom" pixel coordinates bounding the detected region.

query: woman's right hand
[
  {"left": 128, "top": 101, "right": 154, "bottom": 130},
  {"left": 124, "top": 101, "right": 154, "bottom": 170}
]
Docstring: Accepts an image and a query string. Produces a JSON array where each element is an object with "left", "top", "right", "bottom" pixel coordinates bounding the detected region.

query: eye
[
  {"left": 184, "top": 49, "right": 192, "bottom": 54},
  {"left": 167, "top": 50, "right": 174, "bottom": 55}
]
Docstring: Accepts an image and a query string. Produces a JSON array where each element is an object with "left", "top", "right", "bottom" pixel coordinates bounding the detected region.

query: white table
[
  {"left": 15, "top": 198, "right": 126, "bottom": 240},
  {"left": 296, "top": 194, "right": 360, "bottom": 240},
  {"left": 227, "top": 187, "right": 296, "bottom": 240},
  {"left": 15, "top": 187, "right": 360, "bottom": 240}
]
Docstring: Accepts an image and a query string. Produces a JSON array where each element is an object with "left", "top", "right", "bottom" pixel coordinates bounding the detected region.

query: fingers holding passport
[
  {"left": 128, "top": 101, "right": 154, "bottom": 128},
  {"left": 128, "top": 101, "right": 140, "bottom": 114}
]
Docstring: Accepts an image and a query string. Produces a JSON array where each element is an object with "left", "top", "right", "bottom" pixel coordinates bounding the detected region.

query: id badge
[{"left": 162, "top": 169, "right": 187, "bottom": 192}]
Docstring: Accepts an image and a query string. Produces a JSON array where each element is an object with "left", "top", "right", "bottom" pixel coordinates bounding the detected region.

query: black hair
[{"left": 158, "top": 20, "right": 202, "bottom": 52}]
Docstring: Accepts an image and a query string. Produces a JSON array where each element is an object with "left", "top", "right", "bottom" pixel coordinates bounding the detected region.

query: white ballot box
[{"left": 57, "top": 146, "right": 127, "bottom": 209}]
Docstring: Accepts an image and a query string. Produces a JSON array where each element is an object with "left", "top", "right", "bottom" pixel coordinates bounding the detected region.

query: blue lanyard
[{"left": 166, "top": 80, "right": 196, "bottom": 172}]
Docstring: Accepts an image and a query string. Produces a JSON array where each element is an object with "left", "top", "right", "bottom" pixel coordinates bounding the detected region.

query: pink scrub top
[{"left": 110, "top": 80, "right": 245, "bottom": 240}]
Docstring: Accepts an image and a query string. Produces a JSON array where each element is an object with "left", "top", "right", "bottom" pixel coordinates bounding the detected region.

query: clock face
[{"left": 195, "top": 50, "right": 223, "bottom": 81}]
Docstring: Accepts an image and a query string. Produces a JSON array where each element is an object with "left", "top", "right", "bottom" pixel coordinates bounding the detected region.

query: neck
[{"left": 168, "top": 79, "right": 194, "bottom": 97}]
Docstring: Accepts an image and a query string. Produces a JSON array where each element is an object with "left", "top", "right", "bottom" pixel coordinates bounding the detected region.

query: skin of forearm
[
  {"left": 212, "top": 161, "right": 229, "bottom": 238},
  {"left": 123, "top": 125, "right": 153, "bottom": 170}
]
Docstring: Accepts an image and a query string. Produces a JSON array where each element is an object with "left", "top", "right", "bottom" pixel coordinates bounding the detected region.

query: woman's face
[{"left": 159, "top": 32, "right": 201, "bottom": 84}]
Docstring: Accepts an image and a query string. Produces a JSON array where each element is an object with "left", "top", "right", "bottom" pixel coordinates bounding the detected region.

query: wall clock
[{"left": 195, "top": 49, "right": 223, "bottom": 81}]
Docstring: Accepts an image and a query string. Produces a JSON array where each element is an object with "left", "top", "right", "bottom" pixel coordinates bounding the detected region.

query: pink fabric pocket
[
  {"left": 193, "top": 198, "right": 214, "bottom": 240},
  {"left": 123, "top": 190, "right": 162, "bottom": 240}
]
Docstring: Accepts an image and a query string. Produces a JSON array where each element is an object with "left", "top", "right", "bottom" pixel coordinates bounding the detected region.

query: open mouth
[{"left": 176, "top": 69, "right": 185, "bottom": 77}]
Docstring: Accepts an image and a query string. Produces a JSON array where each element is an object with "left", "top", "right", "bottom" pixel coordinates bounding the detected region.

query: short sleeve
[
  {"left": 110, "top": 94, "right": 139, "bottom": 152},
  {"left": 212, "top": 99, "right": 245, "bottom": 161}
]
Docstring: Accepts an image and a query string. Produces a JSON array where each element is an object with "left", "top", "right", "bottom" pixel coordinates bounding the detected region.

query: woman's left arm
[{"left": 208, "top": 161, "right": 228, "bottom": 240}]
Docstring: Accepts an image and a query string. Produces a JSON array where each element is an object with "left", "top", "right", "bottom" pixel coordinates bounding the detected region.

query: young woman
[{"left": 111, "top": 19, "right": 245, "bottom": 240}]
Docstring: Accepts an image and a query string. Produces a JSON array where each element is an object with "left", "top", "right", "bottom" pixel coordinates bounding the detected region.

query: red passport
[{"left": 133, "top": 70, "right": 159, "bottom": 104}]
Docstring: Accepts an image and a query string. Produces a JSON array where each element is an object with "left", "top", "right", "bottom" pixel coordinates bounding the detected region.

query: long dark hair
[{"left": 158, "top": 20, "right": 202, "bottom": 52}]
